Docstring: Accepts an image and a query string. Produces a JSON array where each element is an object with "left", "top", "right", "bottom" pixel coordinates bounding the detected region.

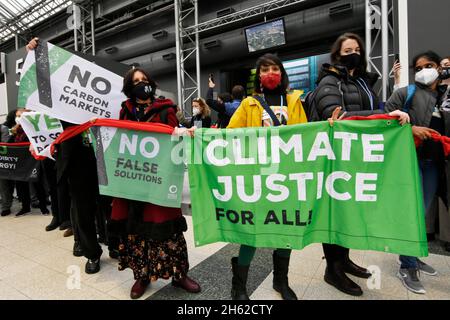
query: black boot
[
  {"left": 231, "top": 257, "right": 250, "bottom": 300},
  {"left": 45, "top": 217, "right": 60, "bottom": 231},
  {"left": 272, "top": 252, "right": 297, "bottom": 300},
  {"left": 73, "top": 241, "right": 84, "bottom": 257},
  {"left": 15, "top": 207, "right": 31, "bottom": 217},
  {"left": 324, "top": 261, "right": 363, "bottom": 296},
  {"left": 342, "top": 251, "right": 371, "bottom": 279}
]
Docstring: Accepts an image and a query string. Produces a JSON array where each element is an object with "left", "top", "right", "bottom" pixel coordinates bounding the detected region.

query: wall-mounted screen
[{"left": 245, "top": 18, "right": 286, "bottom": 53}]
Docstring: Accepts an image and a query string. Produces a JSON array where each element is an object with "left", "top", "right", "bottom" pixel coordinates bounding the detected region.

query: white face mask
[
  {"left": 415, "top": 68, "right": 439, "bottom": 86},
  {"left": 192, "top": 107, "right": 200, "bottom": 116},
  {"left": 15, "top": 117, "right": 21, "bottom": 124}
]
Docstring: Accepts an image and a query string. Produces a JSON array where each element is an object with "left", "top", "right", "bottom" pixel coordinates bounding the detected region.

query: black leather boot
[
  {"left": 272, "top": 252, "right": 297, "bottom": 300},
  {"left": 73, "top": 241, "right": 84, "bottom": 257},
  {"left": 343, "top": 251, "right": 371, "bottom": 279},
  {"left": 324, "top": 261, "right": 363, "bottom": 296},
  {"left": 231, "top": 257, "right": 250, "bottom": 300},
  {"left": 45, "top": 217, "right": 60, "bottom": 231}
]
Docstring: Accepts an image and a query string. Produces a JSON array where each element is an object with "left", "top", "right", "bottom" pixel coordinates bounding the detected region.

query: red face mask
[{"left": 260, "top": 72, "right": 282, "bottom": 90}]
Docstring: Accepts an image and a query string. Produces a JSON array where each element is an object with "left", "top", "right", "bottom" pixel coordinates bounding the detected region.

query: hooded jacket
[
  {"left": 227, "top": 90, "right": 307, "bottom": 128},
  {"left": 385, "top": 83, "right": 450, "bottom": 135}
]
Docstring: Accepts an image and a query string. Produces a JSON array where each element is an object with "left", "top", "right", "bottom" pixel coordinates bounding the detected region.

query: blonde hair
[{"left": 192, "top": 97, "right": 211, "bottom": 117}]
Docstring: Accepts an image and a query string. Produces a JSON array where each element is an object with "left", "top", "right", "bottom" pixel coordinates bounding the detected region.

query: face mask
[
  {"left": 192, "top": 107, "right": 200, "bottom": 116},
  {"left": 260, "top": 72, "right": 282, "bottom": 90},
  {"left": 440, "top": 67, "right": 450, "bottom": 80},
  {"left": 340, "top": 53, "right": 362, "bottom": 71},
  {"left": 15, "top": 117, "right": 20, "bottom": 124},
  {"left": 132, "top": 81, "right": 154, "bottom": 101},
  {"left": 415, "top": 68, "right": 439, "bottom": 86}
]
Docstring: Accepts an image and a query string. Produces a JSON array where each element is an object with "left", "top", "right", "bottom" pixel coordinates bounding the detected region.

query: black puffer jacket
[{"left": 314, "top": 64, "right": 382, "bottom": 120}]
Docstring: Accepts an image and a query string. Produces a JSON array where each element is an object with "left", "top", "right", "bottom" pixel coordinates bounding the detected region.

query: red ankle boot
[
  {"left": 130, "top": 279, "right": 150, "bottom": 299},
  {"left": 172, "top": 275, "right": 201, "bottom": 293}
]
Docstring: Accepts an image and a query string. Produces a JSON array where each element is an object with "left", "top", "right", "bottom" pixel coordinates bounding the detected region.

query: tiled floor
[{"left": 1, "top": 204, "right": 450, "bottom": 300}]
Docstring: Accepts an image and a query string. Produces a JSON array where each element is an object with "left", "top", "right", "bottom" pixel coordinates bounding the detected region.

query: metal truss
[
  {"left": 365, "top": 0, "right": 395, "bottom": 101},
  {"left": 175, "top": 0, "right": 307, "bottom": 110},
  {"left": 71, "top": 0, "right": 96, "bottom": 55},
  {"left": 175, "top": 0, "right": 200, "bottom": 112},
  {"left": 184, "top": 0, "right": 306, "bottom": 37},
  {"left": 0, "top": 0, "right": 72, "bottom": 47}
]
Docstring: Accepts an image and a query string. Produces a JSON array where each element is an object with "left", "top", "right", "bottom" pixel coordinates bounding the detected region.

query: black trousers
[
  {"left": 16, "top": 179, "right": 47, "bottom": 212},
  {"left": 55, "top": 161, "right": 71, "bottom": 225},
  {"left": 41, "top": 159, "right": 60, "bottom": 221},
  {"left": 65, "top": 143, "right": 102, "bottom": 260},
  {"left": 322, "top": 244, "right": 349, "bottom": 265},
  {"left": 97, "top": 195, "right": 120, "bottom": 251}
]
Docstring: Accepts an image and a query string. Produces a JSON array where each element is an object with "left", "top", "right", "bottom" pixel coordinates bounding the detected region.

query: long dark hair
[
  {"left": 330, "top": 33, "right": 368, "bottom": 77},
  {"left": 412, "top": 51, "right": 441, "bottom": 70},
  {"left": 4, "top": 109, "right": 17, "bottom": 128},
  {"left": 122, "top": 67, "right": 157, "bottom": 99},
  {"left": 253, "top": 53, "right": 289, "bottom": 94}
]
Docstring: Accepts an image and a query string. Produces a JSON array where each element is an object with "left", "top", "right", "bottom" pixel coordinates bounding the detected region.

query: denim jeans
[{"left": 399, "top": 159, "right": 439, "bottom": 269}]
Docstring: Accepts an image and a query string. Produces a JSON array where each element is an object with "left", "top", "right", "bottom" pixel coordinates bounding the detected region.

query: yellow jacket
[{"left": 227, "top": 90, "right": 307, "bottom": 128}]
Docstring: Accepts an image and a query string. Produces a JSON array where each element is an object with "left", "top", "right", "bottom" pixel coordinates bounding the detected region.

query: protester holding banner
[
  {"left": 226, "top": 53, "right": 307, "bottom": 300},
  {"left": 385, "top": 51, "right": 449, "bottom": 294},
  {"left": 0, "top": 123, "right": 12, "bottom": 217},
  {"left": 438, "top": 56, "right": 450, "bottom": 252},
  {"left": 0, "top": 110, "right": 18, "bottom": 217},
  {"left": 26, "top": 38, "right": 103, "bottom": 274},
  {"left": 10, "top": 108, "right": 49, "bottom": 217},
  {"left": 109, "top": 67, "right": 200, "bottom": 299},
  {"left": 176, "top": 97, "right": 212, "bottom": 129},
  {"left": 312, "top": 33, "right": 411, "bottom": 297}
]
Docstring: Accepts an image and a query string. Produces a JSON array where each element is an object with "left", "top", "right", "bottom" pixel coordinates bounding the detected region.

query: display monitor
[{"left": 245, "top": 18, "right": 286, "bottom": 53}]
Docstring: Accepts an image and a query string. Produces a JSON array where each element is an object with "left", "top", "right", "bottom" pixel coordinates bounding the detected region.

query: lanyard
[{"left": 356, "top": 78, "right": 374, "bottom": 111}]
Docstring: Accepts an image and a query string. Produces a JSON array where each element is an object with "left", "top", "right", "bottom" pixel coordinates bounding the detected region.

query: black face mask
[
  {"left": 440, "top": 67, "right": 450, "bottom": 80},
  {"left": 340, "top": 53, "right": 362, "bottom": 71},
  {"left": 132, "top": 81, "right": 154, "bottom": 101}
]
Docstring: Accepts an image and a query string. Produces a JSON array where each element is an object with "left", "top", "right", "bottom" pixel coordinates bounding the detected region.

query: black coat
[
  {"left": 55, "top": 121, "right": 96, "bottom": 183},
  {"left": 206, "top": 88, "right": 230, "bottom": 128},
  {"left": 314, "top": 64, "right": 382, "bottom": 120},
  {"left": 189, "top": 114, "right": 212, "bottom": 129}
]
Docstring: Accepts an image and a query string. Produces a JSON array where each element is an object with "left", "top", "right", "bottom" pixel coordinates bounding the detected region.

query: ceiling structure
[{"left": 0, "top": 0, "right": 72, "bottom": 43}]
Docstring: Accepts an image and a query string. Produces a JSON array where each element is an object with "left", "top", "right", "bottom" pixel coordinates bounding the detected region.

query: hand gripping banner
[
  {"left": 52, "top": 119, "right": 185, "bottom": 208},
  {"left": 187, "top": 117, "right": 428, "bottom": 257}
]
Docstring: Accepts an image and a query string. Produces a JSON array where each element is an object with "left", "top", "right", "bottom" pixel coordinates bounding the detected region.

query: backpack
[
  {"left": 303, "top": 90, "right": 321, "bottom": 122},
  {"left": 402, "top": 84, "right": 417, "bottom": 113}
]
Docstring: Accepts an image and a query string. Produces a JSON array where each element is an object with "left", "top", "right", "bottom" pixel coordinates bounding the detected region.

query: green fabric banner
[
  {"left": 188, "top": 119, "right": 428, "bottom": 257},
  {"left": 90, "top": 122, "right": 185, "bottom": 208}
]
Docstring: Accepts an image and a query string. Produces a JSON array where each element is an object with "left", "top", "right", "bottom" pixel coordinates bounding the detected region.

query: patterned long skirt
[{"left": 118, "top": 232, "right": 189, "bottom": 281}]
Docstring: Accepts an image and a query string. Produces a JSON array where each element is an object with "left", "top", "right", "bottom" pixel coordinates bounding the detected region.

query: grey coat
[
  {"left": 386, "top": 83, "right": 450, "bottom": 207},
  {"left": 385, "top": 84, "right": 450, "bottom": 137}
]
